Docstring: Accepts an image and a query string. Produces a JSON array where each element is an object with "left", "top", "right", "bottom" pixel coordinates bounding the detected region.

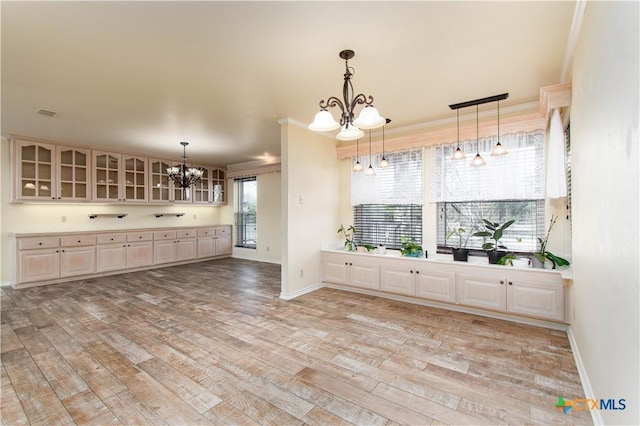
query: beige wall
[
  {"left": 220, "top": 172, "right": 282, "bottom": 264},
  {"left": 0, "top": 138, "right": 225, "bottom": 284},
  {"left": 280, "top": 120, "right": 340, "bottom": 298},
  {"left": 570, "top": 2, "right": 639, "bottom": 425}
]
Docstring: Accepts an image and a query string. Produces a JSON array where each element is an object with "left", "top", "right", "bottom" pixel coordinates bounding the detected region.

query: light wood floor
[{"left": 1, "top": 258, "right": 592, "bottom": 425}]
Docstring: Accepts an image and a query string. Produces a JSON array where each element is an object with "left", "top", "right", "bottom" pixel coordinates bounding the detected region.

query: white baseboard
[
  {"left": 566, "top": 326, "right": 602, "bottom": 425},
  {"left": 1, "top": 280, "right": 13, "bottom": 287},
  {"left": 279, "top": 283, "right": 323, "bottom": 300}
]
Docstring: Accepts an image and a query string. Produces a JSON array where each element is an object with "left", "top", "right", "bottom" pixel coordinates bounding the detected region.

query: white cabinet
[
  {"left": 60, "top": 235, "right": 96, "bottom": 277},
  {"left": 149, "top": 158, "right": 192, "bottom": 203},
  {"left": 322, "top": 253, "right": 379, "bottom": 290},
  {"left": 93, "top": 151, "right": 148, "bottom": 202},
  {"left": 18, "top": 246, "right": 61, "bottom": 283},
  {"left": 57, "top": 146, "right": 91, "bottom": 201},
  {"left": 457, "top": 266, "right": 565, "bottom": 322},
  {"left": 379, "top": 259, "right": 457, "bottom": 302},
  {"left": 196, "top": 227, "right": 232, "bottom": 258},
  {"left": 96, "top": 232, "right": 153, "bottom": 272}
]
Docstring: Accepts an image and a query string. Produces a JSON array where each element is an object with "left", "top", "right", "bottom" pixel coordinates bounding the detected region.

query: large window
[
  {"left": 234, "top": 177, "right": 257, "bottom": 249},
  {"left": 352, "top": 149, "right": 422, "bottom": 249},
  {"left": 431, "top": 131, "right": 545, "bottom": 253}
]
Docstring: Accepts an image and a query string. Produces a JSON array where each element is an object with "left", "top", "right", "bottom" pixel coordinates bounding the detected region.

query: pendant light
[
  {"left": 451, "top": 109, "right": 465, "bottom": 160},
  {"left": 379, "top": 118, "right": 391, "bottom": 168},
  {"left": 470, "top": 105, "right": 486, "bottom": 167},
  {"left": 353, "top": 138, "right": 363, "bottom": 171},
  {"left": 490, "top": 99, "right": 507, "bottom": 156},
  {"left": 366, "top": 130, "right": 376, "bottom": 175}
]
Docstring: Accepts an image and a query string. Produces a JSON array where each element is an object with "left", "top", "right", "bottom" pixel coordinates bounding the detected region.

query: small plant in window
[
  {"left": 400, "top": 236, "right": 423, "bottom": 257},
  {"left": 472, "top": 219, "right": 515, "bottom": 264},
  {"left": 535, "top": 215, "right": 570, "bottom": 269},
  {"left": 337, "top": 224, "right": 357, "bottom": 252},
  {"left": 446, "top": 225, "right": 470, "bottom": 261}
]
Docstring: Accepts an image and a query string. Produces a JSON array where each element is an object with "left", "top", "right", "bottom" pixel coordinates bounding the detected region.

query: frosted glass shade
[
  {"left": 336, "top": 124, "right": 364, "bottom": 141},
  {"left": 353, "top": 161, "right": 364, "bottom": 172},
  {"left": 366, "top": 165, "right": 376, "bottom": 175},
  {"left": 490, "top": 142, "right": 508, "bottom": 156},
  {"left": 353, "top": 106, "right": 385, "bottom": 129},
  {"left": 451, "top": 147, "right": 466, "bottom": 160},
  {"left": 470, "top": 153, "right": 486, "bottom": 167},
  {"left": 308, "top": 110, "right": 340, "bottom": 131},
  {"left": 379, "top": 157, "right": 389, "bottom": 168}
]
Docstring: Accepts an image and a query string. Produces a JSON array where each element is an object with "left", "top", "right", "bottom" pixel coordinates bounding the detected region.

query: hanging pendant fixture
[
  {"left": 366, "top": 130, "right": 376, "bottom": 175},
  {"left": 470, "top": 105, "right": 486, "bottom": 167},
  {"left": 309, "top": 50, "right": 386, "bottom": 141},
  {"left": 379, "top": 118, "right": 391, "bottom": 168},
  {"left": 451, "top": 109, "right": 465, "bottom": 160},
  {"left": 166, "top": 142, "right": 204, "bottom": 188},
  {"left": 490, "top": 99, "right": 508, "bottom": 156},
  {"left": 353, "top": 138, "right": 363, "bottom": 172}
]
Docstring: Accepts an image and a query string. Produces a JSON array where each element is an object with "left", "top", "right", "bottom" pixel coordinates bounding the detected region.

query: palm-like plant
[{"left": 472, "top": 219, "right": 515, "bottom": 251}]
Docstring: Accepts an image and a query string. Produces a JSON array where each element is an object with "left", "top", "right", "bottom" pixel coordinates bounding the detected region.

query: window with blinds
[
  {"left": 234, "top": 177, "right": 257, "bottom": 249},
  {"left": 351, "top": 149, "right": 423, "bottom": 249},
  {"left": 430, "top": 131, "right": 545, "bottom": 254}
]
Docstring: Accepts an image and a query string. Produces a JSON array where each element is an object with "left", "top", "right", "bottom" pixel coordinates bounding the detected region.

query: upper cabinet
[
  {"left": 11, "top": 137, "right": 225, "bottom": 205},
  {"left": 13, "top": 139, "right": 91, "bottom": 202}
]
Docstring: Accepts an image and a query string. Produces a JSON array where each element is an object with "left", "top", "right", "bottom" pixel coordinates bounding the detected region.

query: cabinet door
[
  {"left": 14, "top": 141, "right": 56, "bottom": 201},
  {"left": 192, "top": 167, "right": 210, "bottom": 204},
  {"left": 350, "top": 261, "right": 379, "bottom": 289},
  {"left": 176, "top": 239, "right": 197, "bottom": 261},
  {"left": 96, "top": 244, "right": 127, "bottom": 272},
  {"left": 457, "top": 273, "right": 507, "bottom": 311},
  {"left": 196, "top": 237, "right": 216, "bottom": 258},
  {"left": 122, "top": 155, "right": 147, "bottom": 202},
  {"left": 60, "top": 246, "right": 95, "bottom": 277},
  {"left": 507, "top": 279, "right": 565, "bottom": 322},
  {"left": 214, "top": 236, "right": 232, "bottom": 256},
  {"left": 380, "top": 263, "right": 414, "bottom": 295},
  {"left": 211, "top": 168, "right": 226, "bottom": 204},
  {"left": 154, "top": 240, "right": 177, "bottom": 264},
  {"left": 322, "top": 254, "right": 350, "bottom": 285},
  {"left": 149, "top": 159, "right": 172, "bottom": 202},
  {"left": 93, "top": 151, "right": 122, "bottom": 202},
  {"left": 415, "top": 264, "right": 456, "bottom": 303},
  {"left": 127, "top": 241, "right": 154, "bottom": 268},
  {"left": 18, "top": 248, "right": 60, "bottom": 283},
  {"left": 58, "top": 146, "right": 91, "bottom": 201}
]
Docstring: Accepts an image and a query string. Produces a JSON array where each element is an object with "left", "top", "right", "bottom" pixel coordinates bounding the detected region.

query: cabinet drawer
[
  {"left": 154, "top": 230, "right": 177, "bottom": 241},
  {"left": 177, "top": 230, "right": 195, "bottom": 238},
  {"left": 96, "top": 233, "right": 126, "bottom": 244},
  {"left": 127, "top": 231, "right": 153, "bottom": 242},
  {"left": 198, "top": 228, "right": 216, "bottom": 237},
  {"left": 19, "top": 236, "right": 60, "bottom": 250},
  {"left": 215, "top": 227, "right": 230, "bottom": 236},
  {"left": 62, "top": 235, "right": 96, "bottom": 247}
]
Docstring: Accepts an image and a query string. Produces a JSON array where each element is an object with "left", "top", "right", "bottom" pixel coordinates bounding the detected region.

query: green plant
[
  {"left": 472, "top": 219, "right": 515, "bottom": 251},
  {"left": 535, "top": 215, "right": 570, "bottom": 269},
  {"left": 400, "top": 237, "right": 423, "bottom": 256},
  {"left": 337, "top": 224, "right": 357, "bottom": 252},
  {"left": 446, "top": 227, "right": 467, "bottom": 249},
  {"left": 497, "top": 253, "right": 517, "bottom": 265}
]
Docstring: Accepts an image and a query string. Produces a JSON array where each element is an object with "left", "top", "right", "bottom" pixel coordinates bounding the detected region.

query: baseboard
[
  {"left": 279, "top": 283, "right": 323, "bottom": 300},
  {"left": 0, "top": 280, "right": 13, "bottom": 287},
  {"left": 567, "top": 326, "right": 602, "bottom": 425}
]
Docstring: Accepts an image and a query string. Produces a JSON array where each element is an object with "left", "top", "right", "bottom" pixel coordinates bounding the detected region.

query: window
[
  {"left": 430, "top": 131, "right": 545, "bottom": 253},
  {"left": 352, "top": 149, "right": 423, "bottom": 249},
  {"left": 234, "top": 177, "right": 257, "bottom": 248}
]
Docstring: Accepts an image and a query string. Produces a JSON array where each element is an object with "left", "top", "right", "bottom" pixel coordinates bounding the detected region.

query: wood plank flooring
[{"left": 1, "top": 258, "right": 592, "bottom": 425}]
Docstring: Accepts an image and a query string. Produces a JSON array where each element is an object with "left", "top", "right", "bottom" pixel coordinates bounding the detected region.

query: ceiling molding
[{"left": 560, "top": 0, "right": 587, "bottom": 82}]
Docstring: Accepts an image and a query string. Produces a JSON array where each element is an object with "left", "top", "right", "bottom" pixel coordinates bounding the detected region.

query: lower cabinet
[
  {"left": 322, "top": 252, "right": 566, "bottom": 323},
  {"left": 322, "top": 254, "right": 379, "bottom": 290},
  {"left": 60, "top": 246, "right": 96, "bottom": 278},
  {"left": 18, "top": 248, "right": 61, "bottom": 283},
  {"left": 197, "top": 227, "right": 232, "bottom": 258}
]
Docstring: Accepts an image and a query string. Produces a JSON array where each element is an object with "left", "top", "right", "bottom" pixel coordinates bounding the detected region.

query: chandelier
[
  {"left": 166, "top": 142, "right": 204, "bottom": 188},
  {"left": 309, "top": 49, "right": 386, "bottom": 140}
]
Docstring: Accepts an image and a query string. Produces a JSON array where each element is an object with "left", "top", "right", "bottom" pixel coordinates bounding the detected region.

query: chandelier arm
[{"left": 350, "top": 93, "right": 375, "bottom": 110}]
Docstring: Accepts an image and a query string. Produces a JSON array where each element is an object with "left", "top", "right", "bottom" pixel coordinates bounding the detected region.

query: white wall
[
  {"left": 570, "top": 2, "right": 639, "bottom": 424},
  {"left": 220, "top": 172, "right": 282, "bottom": 264},
  {"left": 280, "top": 120, "right": 340, "bottom": 298},
  {"left": 0, "top": 138, "right": 225, "bottom": 284}
]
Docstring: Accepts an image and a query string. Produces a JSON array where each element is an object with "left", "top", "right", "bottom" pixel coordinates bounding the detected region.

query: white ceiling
[{"left": 1, "top": 1, "right": 576, "bottom": 167}]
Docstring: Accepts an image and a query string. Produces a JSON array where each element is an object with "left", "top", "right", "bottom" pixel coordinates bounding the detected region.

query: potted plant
[
  {"left": 400, "top": 237, "right": 423, "bottom": 257},
  {"left": 446, "top": 226, "right": 469, "bottom": 262},
  {"left": 337, "top": 224, "right": 357, "bottom": 252},
  {"left": 534, "top": 215, "right": 570, "bottom": 269},
  {"left": 472, "top": 219, "right": 515, "bottom": 264}
]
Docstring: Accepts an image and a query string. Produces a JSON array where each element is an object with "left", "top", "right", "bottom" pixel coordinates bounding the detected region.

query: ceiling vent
[{"left": 35, "top": 108, "right": 57, "bottom": 118}]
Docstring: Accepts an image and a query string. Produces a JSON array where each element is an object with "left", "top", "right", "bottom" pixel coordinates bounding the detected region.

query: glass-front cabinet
[
  {"left": 122, "top": 155, "right": 148, "bottom": 202},
  {"left": 92, "top": 151, "right": 122, "bottom": 202},
  {"left": 13, "top": 140, "right": 91, "bottom": 202}
]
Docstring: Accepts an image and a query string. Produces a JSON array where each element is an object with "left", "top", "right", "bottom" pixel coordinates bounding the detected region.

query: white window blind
[
  {"left": 351, "top": 149, "right": 423, "bottom": 205},
  {"left": 429, "top": 131, "right": 545, "bottom": 202}
]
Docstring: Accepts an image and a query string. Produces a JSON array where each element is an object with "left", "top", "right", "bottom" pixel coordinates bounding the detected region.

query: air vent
[{"left": 35, "top": 108, "right": 57, "bottom": 118}]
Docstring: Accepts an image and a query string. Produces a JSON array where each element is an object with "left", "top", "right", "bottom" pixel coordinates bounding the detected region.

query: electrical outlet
[
  {"left": 266, "top": 246, "right": 270, "bottom": 252},
  {"left": 300, "top": 269, "right": 304, "bottom": 278},
  {"left": 193, "top": 214, "right": 197, "bottom": 219},
  {"left": 61, "top": 216, "right": 67, "bottom": 222}
]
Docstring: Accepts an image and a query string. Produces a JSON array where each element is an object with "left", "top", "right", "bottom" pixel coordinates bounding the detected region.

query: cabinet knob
[
  {"left": 38, "top": 242, "right": 43, "bottom": 245},
  {"left": 345, "top": 262, "right": 348, "bottom": 265},
  {"left": 410, "top": 270, "right": 413, "bottom": 274},
  {"left": 508, "top": 281, "right": 513, "bottom": 286},
  {"left": 139, "top": 236, "right": 142, "bottom": 239},
  {"left": 500, "top": 280, "right": 505, "bottom": 285},
  {"left": 110, "top": 238, "right": 114, "bottom": 241},
  {"left": 349, "top": 263, "right": 352, "bottom": 266},
  {"left": 416, "top": 271, "right": 420, "bottom": 274},
  {"left": 77, "top": 240, "right": 81, "bottom": 243}
]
